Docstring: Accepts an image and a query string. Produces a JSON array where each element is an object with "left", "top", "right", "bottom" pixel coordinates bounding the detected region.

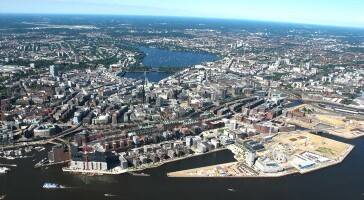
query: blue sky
[{"left": 1, "top": 0, "right": 363, "bottom": 27}]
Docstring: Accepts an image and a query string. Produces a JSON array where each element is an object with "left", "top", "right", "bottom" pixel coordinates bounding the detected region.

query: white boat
[
  {"left": 105, "top": 194, "right": 117, "bottom": 197},
  {"left": 0, "top": 167, "right": 10, "bottom": 173},
  {"left": 0, "top": 194, "right": 6, "bottom": 199},
  {"left": 43, "top": 182, "right": 65, "bottom": 189}
]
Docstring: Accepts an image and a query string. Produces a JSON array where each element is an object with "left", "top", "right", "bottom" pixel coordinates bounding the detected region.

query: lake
[
  {"left": 139, "top": 46, "right": 218, "bottom": 68},
  {"left": 122, "top": 45, "right": 218, "bottom": 82}
]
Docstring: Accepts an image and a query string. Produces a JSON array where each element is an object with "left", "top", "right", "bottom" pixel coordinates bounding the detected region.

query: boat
[
  {"left": 34, "top": 158, "right": 48, "bottom": 168},
  {"left": 228, "top": 188, "right": 237, "bottom": 192},
  {"left": 105, "top": 194, "right": 117, "bottom": 197},
  {"left": 129, "top": 172, "right": 150, "bottom": 177},
  {"left": 0, "top": 195, "right": 6, "bottom": 199},
  {"left": 43, "top": 182, "right": 65, "bottom": 189},
  {"left": 35, "top": 146, "right": 45, "bottom": 152},
  {"left": 25, "top": 146, "right": 33, "bottom": 153},
  {"left": 0, "top": 167, "right": 10, "bottom": 174}
]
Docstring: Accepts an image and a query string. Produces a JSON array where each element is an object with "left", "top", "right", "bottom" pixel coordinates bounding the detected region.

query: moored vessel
[{"left": 0, "top": 167, "right": 10, "bottom": 174}]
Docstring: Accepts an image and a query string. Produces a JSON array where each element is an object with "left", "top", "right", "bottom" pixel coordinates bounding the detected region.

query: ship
[
  {"left": 0, "top": 167, "right": 10, "bottom": 174},
  {"left": 43, "top": 182, "right": 65, "bottom": 189}
]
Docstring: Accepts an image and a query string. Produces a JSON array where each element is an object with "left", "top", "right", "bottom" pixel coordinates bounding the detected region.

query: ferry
[
  {"left": 43, "top": 182, "right": 65, "bottom": 189},
  {"left": 0, "top": 167, "right": 10, "bottom": 174}
]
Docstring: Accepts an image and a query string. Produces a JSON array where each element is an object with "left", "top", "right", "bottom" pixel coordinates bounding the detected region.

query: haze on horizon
[{"left": 1, "top": 0, "right": 363, "bottom": 28}]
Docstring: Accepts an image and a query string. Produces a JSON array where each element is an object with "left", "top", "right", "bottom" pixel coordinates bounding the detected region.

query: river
[{"left": 1, "top": 134, "right": 364, "bottom": 200}]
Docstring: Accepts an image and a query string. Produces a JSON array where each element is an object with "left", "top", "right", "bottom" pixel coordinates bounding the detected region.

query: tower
[
  {"left": 142, "top": 71, "right": 147, "bottom": 104},
  {"left": 50, "top": 65, "right": 58, "bottom": 77}
]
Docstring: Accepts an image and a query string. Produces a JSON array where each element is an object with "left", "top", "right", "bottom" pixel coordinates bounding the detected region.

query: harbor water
[{"left": 0, "top": 135, "right": 364, "bottom": 200}]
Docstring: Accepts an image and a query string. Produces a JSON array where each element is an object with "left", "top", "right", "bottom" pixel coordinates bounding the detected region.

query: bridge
[{"left": 2, "top": 123, "right": 84, "bottom": 150}]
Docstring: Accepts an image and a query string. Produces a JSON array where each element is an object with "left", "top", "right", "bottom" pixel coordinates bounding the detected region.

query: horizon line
[{"left": 1, "top": 12, "right": 364, "bottom": 29}]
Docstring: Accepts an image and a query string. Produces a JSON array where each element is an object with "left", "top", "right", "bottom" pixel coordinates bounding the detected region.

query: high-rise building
[
  {"left": 74, "top": 54, "right": 80, "bottom": 63},
  {"left": 50, "top": 65, "right": 58, "bottom": 77},
  {"left": 229, "top": 119, "right": 237, "bottom": 130},
  {"left": 156, "top": 97, "right": 164, "bottom": 107},
  {"left": 221, "top": 89, "right": 227, "bottom": 99}
]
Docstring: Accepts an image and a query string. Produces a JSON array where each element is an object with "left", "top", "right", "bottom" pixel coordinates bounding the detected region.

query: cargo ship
[{"left": 43, "top": 182, "right": 65, "bottom": 189}]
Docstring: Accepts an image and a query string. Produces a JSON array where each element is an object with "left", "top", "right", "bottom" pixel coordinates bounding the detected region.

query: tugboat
[{"left": 43, "top": 182, "right": 65, "bottom": 189}]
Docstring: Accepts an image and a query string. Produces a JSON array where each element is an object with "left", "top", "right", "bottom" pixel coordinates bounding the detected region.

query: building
[
  {"left": 255, "top": 157, "right": 283, "bottom": 173},
  {"left": 69, "top": 142, "right": 120, "bottom": 171},
  {"left": 229, "top": 119, "right": 237, "bottom": 130},
  {"left": 34, "top": 124, "right": 57, "bottom": 137},
  {"left": 245, "top": 150, "right": 256, "bottom": 167},
  {"left": 156, "top": 97, "right": 164, "bottom": 107},
  {"left": 50, "top": 65, "right": 58, "bottom": 77},
  {"left": 48, "top": 145, "right": 70, "bottom": 163},
  {"left": 0, "top": 130, "right": 13, "bottom": 142}
]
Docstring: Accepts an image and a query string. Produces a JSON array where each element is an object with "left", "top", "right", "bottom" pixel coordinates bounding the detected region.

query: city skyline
[{"left": 1, "top": 0, "right": 364, "bottom": 28}]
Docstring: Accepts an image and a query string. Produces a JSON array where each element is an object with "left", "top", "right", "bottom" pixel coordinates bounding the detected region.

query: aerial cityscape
[{"left": 0, "top": 1, "right": 364, "bottom": 200}]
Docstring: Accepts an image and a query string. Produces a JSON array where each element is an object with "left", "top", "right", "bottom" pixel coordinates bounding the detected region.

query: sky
[{"left": 1, "top": 0, "right": 363, "bottom": 27}]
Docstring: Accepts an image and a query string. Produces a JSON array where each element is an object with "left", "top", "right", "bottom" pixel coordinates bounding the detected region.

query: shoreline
[
  {"left": 61, "top": 148, "right": 228, "bottom": 175},
  {"left": 129, "top": 148, "right": 228, "bottom": 172},
  {"left": 167, "top": 144, "right": 355, "bottom": 179}
]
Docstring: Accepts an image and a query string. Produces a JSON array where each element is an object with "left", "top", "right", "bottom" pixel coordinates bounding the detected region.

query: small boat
[
  {"left": 0, "top": 167, "right": 10, "bottom": 174},
  {"left": 43, "top": 182, "right": 65, "bottom": 189},
  {"left": 35, "top": 158, "right": 48, "bottom": 168},
  {"left": 228, "top": 188, "right": 237, "bottom": 192},
  {"left": 0, "top": 194, "right": 6, "bottom": 199},
  {"left": 129, "top": 172, "right": 150, "bottom": 177},
  {"left": 105, "top": 194, "right": 117, "bottom": 197}
]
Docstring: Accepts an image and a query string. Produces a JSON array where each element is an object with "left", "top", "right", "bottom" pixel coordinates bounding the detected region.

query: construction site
[
  {"left": 278, "top": 104, "right": 364, "bottom": 139},
  {"left": 167, "top": 132, "right": 354, "bottom": 178}
]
